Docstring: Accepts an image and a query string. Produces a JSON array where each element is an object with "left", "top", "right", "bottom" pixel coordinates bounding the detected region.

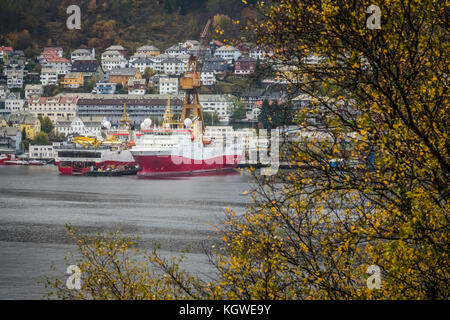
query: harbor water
[{"left": 0, "top": 165, "right": 251, "bottom": 299}]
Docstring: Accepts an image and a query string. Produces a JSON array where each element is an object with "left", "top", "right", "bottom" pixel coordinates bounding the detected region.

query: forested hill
[{"left": 0, "top": 0, "right": 257, "bottom": 57}]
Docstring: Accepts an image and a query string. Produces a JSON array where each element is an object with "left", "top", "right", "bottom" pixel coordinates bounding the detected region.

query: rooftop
[
  {"left": 108, "top": 68, "right": 139, "bottom": 76},
  {"left": 137, "top": 45, "right": 159, "bottom": 51}
]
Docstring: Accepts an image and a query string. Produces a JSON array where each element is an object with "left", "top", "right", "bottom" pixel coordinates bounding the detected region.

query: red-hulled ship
[
  {"left": 0, "top": 154, "right": 11, "bottom": 165},
  {"left": 55, "top": 104, "right": 137, "bottom": 175},
  {"left": 56, "top": 142, "right": 136, "bottom": 175},
  {"left": 131, "top": 97, "right": 243, "bottom": 176}
]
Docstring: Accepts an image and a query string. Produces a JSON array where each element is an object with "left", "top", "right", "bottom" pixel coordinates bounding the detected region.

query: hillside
[{"left": 0, "top": 0, "right": 257, "bottom": 57}]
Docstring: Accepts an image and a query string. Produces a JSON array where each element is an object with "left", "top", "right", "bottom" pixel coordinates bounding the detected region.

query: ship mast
[
  {"left": 162, "top": 95, "right": 176, "bottom": 129},
  {"left": 120, "top": 102, "right": 131, "bottom": 129},
  {"left": 179, "top": 19, "right": 212, "bottom": 134}
]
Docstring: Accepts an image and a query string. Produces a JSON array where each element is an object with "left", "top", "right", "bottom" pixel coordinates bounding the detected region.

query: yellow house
[
  {"left": 0, "top": 112, "right": 41, "bottom": 140},
  {"left": 109, "top": 68, "right": 142, "bottom": 88},
  {"left": 61, "top": 72, "right": 84, "bottom": 88}
]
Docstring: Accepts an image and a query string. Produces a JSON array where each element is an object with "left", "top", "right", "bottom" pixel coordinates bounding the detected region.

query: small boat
[
  {"left": 4, "top": 160, "right": 24, "bottom": 165},
  {"left": 0, "top": 154, "right": 11, "bottom": 165},
  {"left": 84, "top": 167, "right": 140, "bottom": 177},
  {"left": 28, "top": 160, "right": 45, "bottom": 166}
]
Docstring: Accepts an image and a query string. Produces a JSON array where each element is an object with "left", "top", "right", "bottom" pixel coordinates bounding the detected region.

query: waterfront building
[
  {"left": 76, "top": 96, "right": 183, "bottom": 126},
  {"left": 29, "top": 145, "right": 55, "bottom": 160},
  {"left": 55, "top": 116, "right": 103, "bottom": 137},
  {"left": 27, "top": 96, "right": 78, "bottom": 123}
]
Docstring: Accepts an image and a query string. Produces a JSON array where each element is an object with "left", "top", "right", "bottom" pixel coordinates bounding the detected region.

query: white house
[
  {"left": 101, "top": 50, "right": 127, "bottom": 71},
  {"left": 43, "top": 56, "right": 71, "bottom": 75},
  {"left": 40, "top": 67, "right": 58, "bottom": 86},
  {"left": 29, "top": 145, "right": 55, "bottom": 160},
  {"left": 165, "top": 44, "right": 188, "bottom": 57},
  {"left": 129, "top": 57, "right": 154, "bottom": 73},
  {"left": 6, "top": 70, "right": 24, "bottom": 89},
  {"left": 162, "top": 57, "right": 186, "bottom": 76},
  {"left": 5, "top": 92, "right": 25, "bottom": 112},
  {"left": 199, "top": 94, "right": 233, "bottom": 123},
  {"left": 214, "top": 45, "right": 241, "bottom": 64},
  {"left": 55, "top": 116, "right": 103, "bottom": 137},
  {"left": 25, "top": 84, "right": 44, "bottom": 99},
  {"left": 201, "top": 68, "right": 216, "bottom": 86},
  {"left": 159, "top": 77, "right": 179, "bottom": 95},
  {"left": 128, "top": 84, "right": 147, "bottom": 95},
  {"left": 101, "top": 57, "right": 127, "bottom": 71},
  {"left": 249, "top": 47, "right": 269, "bottom": 60},
  {"left": 71, "top": 48, "right": 95, "bottom": 63},
  {"left": 92, "top": 82, "right": 117, "bottom": 95}
]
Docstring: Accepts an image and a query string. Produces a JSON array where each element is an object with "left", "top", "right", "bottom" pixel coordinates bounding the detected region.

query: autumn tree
[
  {"left": 32, "top": 132, "right": 50, "bottom": 145},
  {"left": 45, "top": 0, "right": 449, "bottom": 300},
  {"left": 229, "top": 96, "right": 247, "bottom": 121},
  {"left": 213, "top": 0, "right": 449, "bottom": 299}
]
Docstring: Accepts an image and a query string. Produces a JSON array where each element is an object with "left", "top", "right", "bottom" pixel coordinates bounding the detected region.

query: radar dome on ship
[
  {"left": 184, "top": 118, "right": 192, "bottom": 128},
  {"left": 141, "top": 118, "right": 152, "bottom": 130}
]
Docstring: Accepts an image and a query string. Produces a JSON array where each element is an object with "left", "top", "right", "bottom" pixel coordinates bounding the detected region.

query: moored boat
[
  {"left": 4, "top": 160, "right": 24, "bottom": 165},
  {"left": 28, "top": 160, "right": 45, "bottom": 166},
  {"left": 0, "top": 154, "right": 11, "bottom": 165},
  {"left": 131, "top": 98, "right": 243, "bottom": 176}
]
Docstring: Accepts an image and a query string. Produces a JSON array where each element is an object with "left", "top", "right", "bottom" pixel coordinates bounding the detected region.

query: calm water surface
[{"left": 0, "top": 165, "right": 252, "bottom": 299}]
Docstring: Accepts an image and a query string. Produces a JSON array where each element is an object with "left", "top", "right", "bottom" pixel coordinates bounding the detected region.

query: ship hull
[
  {"left": 56, "top": 149, "right": 136, "bottom": 175},
  {"left": 134, "top": 154, "right": 242, "bottom": 176}
]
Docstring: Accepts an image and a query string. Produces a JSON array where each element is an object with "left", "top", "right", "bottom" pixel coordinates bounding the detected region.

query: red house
[{"left": 234, "top": 57, "right": 257, "bottom": 75}]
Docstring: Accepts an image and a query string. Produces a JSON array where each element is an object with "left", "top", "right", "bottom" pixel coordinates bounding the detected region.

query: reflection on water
[{"left": 0, "top": 166, "right": 251, "bottom": 299}]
